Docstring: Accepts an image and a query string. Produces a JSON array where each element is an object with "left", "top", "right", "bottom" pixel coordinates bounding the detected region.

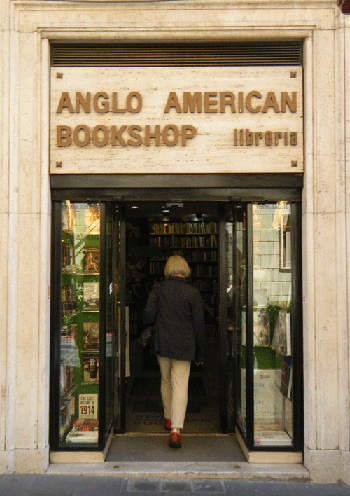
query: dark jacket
[{"left": 143, "top": 276, "right": 205, "bottom": 362}]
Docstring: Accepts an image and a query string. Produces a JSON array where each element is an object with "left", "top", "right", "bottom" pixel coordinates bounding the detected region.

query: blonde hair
[{"left": 164, "top": 255, "right": 191, "bottom": 278}]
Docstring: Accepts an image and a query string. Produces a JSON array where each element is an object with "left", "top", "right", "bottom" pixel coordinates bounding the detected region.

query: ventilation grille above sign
[{"left": 51, "top": 41, "right": 303, "bottom": 67}]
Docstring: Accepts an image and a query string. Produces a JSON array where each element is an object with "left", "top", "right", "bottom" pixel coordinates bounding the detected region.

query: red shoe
[
  {"left": 169, "top": 432, "right": 181, "bottom": 449},
  {"left": 164, "top": 419, "right": 171, "bottom": 431}
]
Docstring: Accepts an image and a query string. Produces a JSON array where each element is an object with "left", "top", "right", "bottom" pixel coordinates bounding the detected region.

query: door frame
[{"left": 50, "top": 182, "right": 302, "bottom": 451}]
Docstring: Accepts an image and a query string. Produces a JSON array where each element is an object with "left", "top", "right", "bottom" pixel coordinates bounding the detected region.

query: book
[
  {"left": 83, "top": 322, "right": 99, "bottom": 351},
  {"left": 83, "top": 282, "right": 99, "bottom": 312},
  {"left": 83, "top": 247, "right": 100, "bottom": 274}
]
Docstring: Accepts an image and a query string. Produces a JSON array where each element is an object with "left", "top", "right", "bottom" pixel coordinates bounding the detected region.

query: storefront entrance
[{"left": 50, "top": 186, "right": 303, "bottom": 459}]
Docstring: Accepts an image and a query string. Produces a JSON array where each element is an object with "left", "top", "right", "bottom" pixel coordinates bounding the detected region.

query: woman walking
[{"left": 143, "top": 255, "right": 205, "bottom": 448}]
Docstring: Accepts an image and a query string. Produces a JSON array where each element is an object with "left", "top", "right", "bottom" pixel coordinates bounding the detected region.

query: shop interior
[{"left": 123, "top": 201, "right": 221, "bottom": 435}]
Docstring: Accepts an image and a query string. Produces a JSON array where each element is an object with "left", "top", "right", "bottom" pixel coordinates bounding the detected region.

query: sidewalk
[{"left": 0, "top": 474, "right": 349, "bottom": 496}]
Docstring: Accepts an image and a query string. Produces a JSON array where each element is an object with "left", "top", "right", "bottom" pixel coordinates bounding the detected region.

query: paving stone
[
  {"left": 127, "top": 478, "right": 160, "bottom": 492},
  {"left": 161, "top": 480, "right": 191, "bottom": 492},
  {"left": 191, "top": 480, "right": 226, "bottom": 493}
]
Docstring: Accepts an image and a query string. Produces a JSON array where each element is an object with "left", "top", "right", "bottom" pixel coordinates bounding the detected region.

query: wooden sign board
[{"left": 50, "top": 66, "right": 303, "bottom": 174}]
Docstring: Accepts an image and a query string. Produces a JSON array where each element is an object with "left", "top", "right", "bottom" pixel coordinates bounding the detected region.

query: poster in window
[
  {"left": 83, "top": 322, "right": 99, "bottom": 351},
  {"left": 83, "top": 355, "right": 99, "bottom": 382},
  {"left": 79, "top": 394, "right": 98, "bottom": 419},
  {"left": 83, "top": 282, "right": 99, "bottom": 312},
  {"left": 83, "top": 248, "right": 100, "bottom": 274}
]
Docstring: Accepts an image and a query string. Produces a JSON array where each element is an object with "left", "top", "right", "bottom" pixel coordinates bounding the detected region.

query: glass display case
[
  {"left": 51, "top": 201, "right": 123, "bottom": 451},
  {"left": 226, "top": 200, "right": 302, "bottom": 452},
  {"left": 251, "top": 202, "right": 293, "bottom": 447},
  {"left": 60, "top": 202, "right": 101, "bottom": 446}
]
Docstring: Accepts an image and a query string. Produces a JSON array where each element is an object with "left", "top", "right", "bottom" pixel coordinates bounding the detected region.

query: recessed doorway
[
  {"left": 106, "top": 200, "right": 245, "bottom": 462},
  {"left": 50, "top": 189, "right": 302, "bottom": 462}
]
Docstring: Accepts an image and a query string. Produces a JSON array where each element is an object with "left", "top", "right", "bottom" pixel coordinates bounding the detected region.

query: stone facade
[{"left": 1, "top": 0, "right": 350, "bottom": 483}]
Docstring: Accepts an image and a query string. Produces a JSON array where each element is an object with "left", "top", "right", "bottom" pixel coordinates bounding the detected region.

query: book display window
[
  {"left": 225, "top": 199, "right": 302, "bottom": 452},
  {"left": 251, "top": 202, "right": 293, "bottom": 447},
  {"left": 59, "top": 201, "right": 101, "bottom": 447}
]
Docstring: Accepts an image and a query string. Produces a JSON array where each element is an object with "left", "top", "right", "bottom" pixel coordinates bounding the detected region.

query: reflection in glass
[
  {"left": 60, "top": 201, "right": 100, "bottom": 447},
  {"left": 252, "top": 202, "right": 293, "bottom": 447}
]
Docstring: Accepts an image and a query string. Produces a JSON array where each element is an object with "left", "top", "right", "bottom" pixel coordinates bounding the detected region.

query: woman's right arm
[{"left": 142, "top": 288, "right": 158, "bottom": 327}]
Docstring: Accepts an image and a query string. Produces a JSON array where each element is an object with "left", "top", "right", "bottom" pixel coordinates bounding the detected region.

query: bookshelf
[{"left": 149, "top": 220, "right": 218, "bottom": 314}]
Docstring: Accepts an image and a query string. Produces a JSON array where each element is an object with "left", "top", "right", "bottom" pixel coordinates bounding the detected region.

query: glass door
[
  {"left": 113, "top": 204, "right": 126, "bottom": 433},
  {"left": 105, "top": 203, "right": 115, "bottom": 440},
  {"left": 232, "top": 205, "right": 248, "bottom": 437},
  {"left": 223, "top": 203, "right": 247, "bottom": 435},
  {"left": 100, "top": 202, "right": 119, "bottom": 445}
]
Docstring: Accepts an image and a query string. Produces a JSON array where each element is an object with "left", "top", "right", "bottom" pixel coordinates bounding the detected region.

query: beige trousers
[{"left": 157, "top": 355, "right": 191, "bottom": 429}]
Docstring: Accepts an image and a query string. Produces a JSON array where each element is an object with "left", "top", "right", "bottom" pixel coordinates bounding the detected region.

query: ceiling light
[{"left": 166, "top": 202, "right": 183, "bottom": 208}]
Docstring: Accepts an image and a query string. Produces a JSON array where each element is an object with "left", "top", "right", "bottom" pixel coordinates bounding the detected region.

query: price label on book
[{"left": 79, "top": 394, "right": 98, "bottom": 419}]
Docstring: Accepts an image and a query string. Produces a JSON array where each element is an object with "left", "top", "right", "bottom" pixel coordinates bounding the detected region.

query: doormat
[
  {"left": 130, "top": 376, "right": 206, "bottom": 397},
  {"left": 133, "top": 400, "right": 163, "bottom": 413},
  {"left": 133, "top": 400, "right": 204, "bottom": 413},
  {"left": 126, "top": 402, "right": 219, "bottom": 433}
]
